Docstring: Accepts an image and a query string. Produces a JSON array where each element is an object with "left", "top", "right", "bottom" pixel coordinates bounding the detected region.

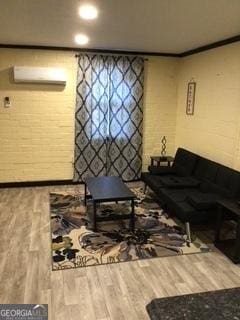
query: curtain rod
[{"left": 75, "top": 53, "right": 148, "bottom": 61}]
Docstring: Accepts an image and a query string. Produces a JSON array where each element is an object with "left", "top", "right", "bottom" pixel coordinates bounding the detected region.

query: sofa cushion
[
  {"left": 173, "top": 163, "right": 189, "bottom": 176},
  {"left": 216, "top": 166, "right": 240, "bottom": 198},
  {"left": 171, "top": 201, "right": 211, "bottom": 223},
  {"left": 159, "top": 176, "right": 200, "bottom": 188},
  {"left": 148, "top": 165, "right": 175, "bottom": 175},
  {"left": 194, "top": 158, "right": 209, "bottom": 179},
  {"left": 194, "top": 157, "right": 220, "bottom": 182},
  {"left": 172, "top": 148, "right": 198, "bottom": 176},
  {"left": 141, "top": 172, "right": 164, "bottom": 190},
  {"left": 159, "top": 188, "right": 199, "bottom": 203},
  {"left": 187, "top": 193, "right": 222, "bottom": 210},
  {"left": 157, "top": 187, "right": 218, "bottom": 223},
  {"left": 159, "top": 189, "right": 210, "bottom": 223},
  {"left": 204, "top": 162, "right": 221, "bottom": 181}
]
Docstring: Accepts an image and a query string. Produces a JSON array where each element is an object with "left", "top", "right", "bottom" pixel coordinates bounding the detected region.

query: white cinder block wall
[
  {"left": 0, "top": 49, "right": 77, "bottom": 182},
  {"left": 175, "top": 42, "right": 240, "bottom": 169},
  {"left": 142, "top": 57, "right": 179, "bottom": 171},
  {"left": 1, "top": 43, "right": 240, "bottom": 183},
  {"left": 0, "top": 49, "right": 179, "bottom": 182}
]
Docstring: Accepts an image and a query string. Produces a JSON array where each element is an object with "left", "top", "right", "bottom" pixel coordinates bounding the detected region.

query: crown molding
[
  {"left": 0, "top": 44, "right": 180, "bottom": 57},
  {"left": 180, "top": 34, "right": 240, "bottom": 57},
  {"left": 0, "top": 34, "right": 239, "bottom": 58}
]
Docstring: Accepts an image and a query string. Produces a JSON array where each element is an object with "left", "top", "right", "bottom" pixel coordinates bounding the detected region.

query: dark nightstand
[
  {"left": 150, "top": 156, "right": 174, "bottom": 167},
  {"left": 214, "top": 199, "right": 240, "bottom": 264}
]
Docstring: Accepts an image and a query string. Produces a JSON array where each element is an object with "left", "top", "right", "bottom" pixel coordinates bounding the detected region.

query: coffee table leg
[
  {"left": 130, "top": 199, "right": 135, "bottom": 232},
  {"left": 93, "top": 201, "right": 97, "bottom": 232}
]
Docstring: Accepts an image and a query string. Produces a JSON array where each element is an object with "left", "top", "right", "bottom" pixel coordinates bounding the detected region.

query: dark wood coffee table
[{"left": 84, "top": 176, "right": 136, "bottom": 232}]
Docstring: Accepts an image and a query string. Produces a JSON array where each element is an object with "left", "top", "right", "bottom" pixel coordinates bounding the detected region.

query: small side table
[
  {"left": 150, "top": 156, "right": 174, "bottom": 167},
  {"left": 214, "top": 199, "right": 240, "bottom": 264}
]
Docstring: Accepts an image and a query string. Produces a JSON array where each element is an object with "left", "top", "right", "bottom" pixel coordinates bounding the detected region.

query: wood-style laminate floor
[{"left": 0, "top": 184, "right": 240, "bottom": 320}]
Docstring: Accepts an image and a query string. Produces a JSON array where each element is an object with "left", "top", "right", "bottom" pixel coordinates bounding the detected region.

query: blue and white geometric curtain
[{"left": 74, "top": 54, "right": 144, "bottom": 182}]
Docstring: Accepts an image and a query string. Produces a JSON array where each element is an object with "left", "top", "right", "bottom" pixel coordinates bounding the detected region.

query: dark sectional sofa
[{"left": 142, "top": 148, "right": 240, "bottom": 243}]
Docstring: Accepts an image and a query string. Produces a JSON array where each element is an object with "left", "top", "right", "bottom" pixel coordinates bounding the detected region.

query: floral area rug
[{"left": 50, "top": 187, "right": 209, "bottom": 270}]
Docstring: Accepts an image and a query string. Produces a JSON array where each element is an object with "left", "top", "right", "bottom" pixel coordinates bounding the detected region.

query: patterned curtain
[
  {"left": 108, "top": 56, "right": 144, "bottom": 180},
  {"left": 74, "top": 55, "right": 109, "bottom": 181},
  {"left": 74, "top": 54, "right": 144, "bottom": 182}
]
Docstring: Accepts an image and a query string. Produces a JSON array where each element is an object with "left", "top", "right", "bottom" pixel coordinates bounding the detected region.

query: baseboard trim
[{"left": 0, "top": 179, "right": 81, "bottom": 188}]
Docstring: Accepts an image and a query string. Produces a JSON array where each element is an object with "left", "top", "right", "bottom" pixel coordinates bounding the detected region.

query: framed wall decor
[{"left": 186, "top": 81, "right": 196, "bottom": 115}]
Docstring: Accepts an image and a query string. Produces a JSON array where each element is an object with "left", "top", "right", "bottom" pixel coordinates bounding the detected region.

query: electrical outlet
[{"left": 4, "top": 97, "right": 11, "bottom": 108}]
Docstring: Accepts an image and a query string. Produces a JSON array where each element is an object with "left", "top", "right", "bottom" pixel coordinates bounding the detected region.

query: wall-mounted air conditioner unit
[{"left": 13, "top": 66, "right": 67, "bottom": 85}]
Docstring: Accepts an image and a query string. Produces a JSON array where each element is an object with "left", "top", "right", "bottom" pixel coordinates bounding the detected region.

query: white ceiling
[{"left": 0, "top": 0, "right": 239, "bottom": 54}]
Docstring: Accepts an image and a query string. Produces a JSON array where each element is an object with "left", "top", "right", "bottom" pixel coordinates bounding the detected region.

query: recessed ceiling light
[
  {"left": 75, "top": 34, "right": 89, "bottom": 45},
  {"left": 79, "top": 4, "right": 98, "bottom": 20}
]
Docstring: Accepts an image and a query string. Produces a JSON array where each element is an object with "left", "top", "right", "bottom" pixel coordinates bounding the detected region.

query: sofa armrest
[{"left": 148, "top": 165, "right": 175, "bottom": 175}]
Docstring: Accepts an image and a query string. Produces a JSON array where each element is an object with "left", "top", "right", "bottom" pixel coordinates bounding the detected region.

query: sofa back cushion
[
  {"left": 195, "top": 157, "right": 240, "bottom": 198},
  {"left": 173, "top": 148, "right": 198, "bottom": 176},
  {"left": 215, "top": 166, "right": 240, "bottom": 198},
  {"left": 194, "top": 157, "right": 220, "bottom": 182}
]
